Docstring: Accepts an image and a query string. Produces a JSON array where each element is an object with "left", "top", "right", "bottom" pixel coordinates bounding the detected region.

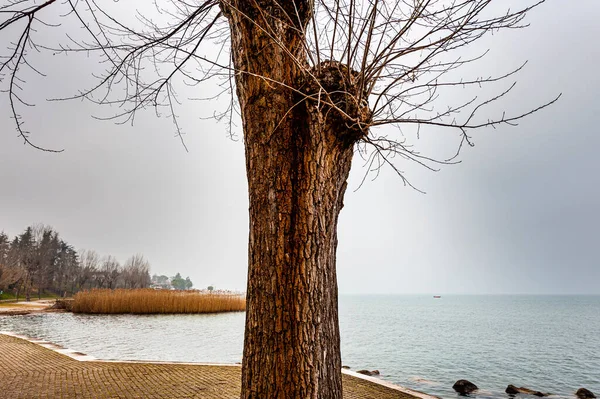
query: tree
[
  {"left": 169, "top": 273, "right": 193, "bottom": 290},
  {"left": 1, "top": 1, "right": 559, "bottom": 397},
  {"left": 0, "top": 232, "right": 8, "bottom": 278},
  {"left": 31, "top": 225, "right": 61, "bottom": 299},
  {"left": 55, "top": 240, "right": 79, "bottom": 296},
  {"left": 5, "top": 236, "right": 25, "bottom": 300},
  {"left": 0, "top": 232, "right": 13, "bottom": 291},
  {"left": 122, "top": 254, "right": 151, "bottom": 289},
  {"left": 16, "top": 227, "right": 36, "bottom": 301},
  {"left": 99, "top": 255, "right": 121, "bottom": 290},
  {"left": 78, "top": 249, "right": 100, "bottom": 290},
  {"left": 0, "top": 232, "right": 8, "bottom": 262},
  {"left": 171, "top": 273, "right": 187, "bottom": 290}
]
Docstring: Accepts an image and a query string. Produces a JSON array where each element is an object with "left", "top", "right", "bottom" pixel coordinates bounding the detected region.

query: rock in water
[
  {"left": 506, "top": 385, "right": 519, "bottom": 395},
  {"left": 505, "top": 385, "right": 550, "bottom": 397},
  {"left": 356, "top": 370, "right": 379, "bottom": 376},
  {"left": 452, "top": 380, "right": 478, "bottom": 394},
  {"left": 576, "top": 388, "right": 596, "bottom": 399}
]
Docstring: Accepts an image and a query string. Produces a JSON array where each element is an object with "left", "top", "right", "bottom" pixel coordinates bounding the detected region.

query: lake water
[{"left": 1, "top": 295, "right": 598, "bottom": 398}]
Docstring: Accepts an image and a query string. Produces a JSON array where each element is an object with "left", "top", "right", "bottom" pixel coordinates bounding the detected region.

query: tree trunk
[
  {"left": 241, "top": 116, "right": 353, "bottom": 399},
  {"left": 223, "top": 2, "right": 363, "bottom": 398},
  {"left": 24, "top": 272, "right": 31, "bottom": 301}
]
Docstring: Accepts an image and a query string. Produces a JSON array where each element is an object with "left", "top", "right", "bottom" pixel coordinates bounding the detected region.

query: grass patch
[
  {"left": 0, "top": 292, "right": 16, "bottom": 301},
  {"left": 71, "top": 289, "right": 246, "bottom": 314},
  {"left": 0, "top": 291, "right": 60, "bottom": 301}
]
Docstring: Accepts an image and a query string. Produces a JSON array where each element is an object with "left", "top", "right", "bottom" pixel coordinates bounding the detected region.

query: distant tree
[
  {"left": 0, "top": 232, "right": 8, "bottom": 286},
  {"left": 170, "top": 273, "right": 186, "bottom": 290},
  {"left": 45, "top": 232, "right": 62, "bottom": 294},
  {"left": 0, "top": 232, "right": 14, "bottom": 292},
  {"left": 56, "top": 241, "right": 79, "bottom": 296},
  {"left": 16, "top": 227, "right": 36, "bottom": 301},
  {"left": 99, "top": 256, "right": 121, "bottom": 290},
  {"left": 156, "top": 275, "right": 170, "bottom": 285},
  {"left": 78, "top": 250, "right": 100, "bottom": 290},
  {"left": 32, "top": 225, "right": 61, "bottom": 299},
  {"left": 170, "top": 273, "right": 193, "bottom": 290},
  {"left": 5, "top": 236, "right": 25, "bottom": 300},
  {"left": 122, "top": 254, "right": 151, "bottom": 289},
  {"left": 207, "top": 286, "right": 214, "bottom": 292},
  {"left": 0, "top": 232, "right": 8, "bottom": 263}
]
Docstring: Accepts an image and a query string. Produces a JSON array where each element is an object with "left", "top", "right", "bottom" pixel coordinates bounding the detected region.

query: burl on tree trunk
[{"left": 223, "top": 1, "right": 371, "bottom": 398}]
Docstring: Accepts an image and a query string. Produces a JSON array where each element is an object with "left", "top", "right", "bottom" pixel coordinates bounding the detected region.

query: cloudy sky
[{"left": 1, "top": 1, "right": 598, "bottom": 294}]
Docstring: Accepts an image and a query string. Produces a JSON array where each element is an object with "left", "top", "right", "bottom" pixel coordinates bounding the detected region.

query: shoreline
[
  {"left": 0, "top": 299, "right": 63, "bottom": 316},
  {"left": 3, "top": 305, "right": 595, "bottom": 399},
  {"left": 0, "top": 331, "right": 439, "bottom": 399}
]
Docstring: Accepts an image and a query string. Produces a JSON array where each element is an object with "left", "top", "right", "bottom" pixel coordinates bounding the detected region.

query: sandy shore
[{"left": 0, "top": 299, "right": 56, "bottom": 315}]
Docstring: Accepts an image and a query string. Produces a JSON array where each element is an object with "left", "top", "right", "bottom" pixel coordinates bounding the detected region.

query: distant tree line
[
  {"left": 0, "top": 224, "right": 151, "bottom": 300},
  {"left": 150, "top": 273, "right": 193, "bottom": 290}
]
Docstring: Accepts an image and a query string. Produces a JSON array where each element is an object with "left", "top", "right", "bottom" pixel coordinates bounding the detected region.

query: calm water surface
[{"left": 1, "top": 295, "right": 598, "bottom": 398}]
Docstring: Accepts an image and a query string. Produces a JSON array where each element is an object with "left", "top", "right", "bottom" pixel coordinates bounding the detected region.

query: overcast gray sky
[{"left": 1, "top": 1, "right": 598, "bottom": 294}]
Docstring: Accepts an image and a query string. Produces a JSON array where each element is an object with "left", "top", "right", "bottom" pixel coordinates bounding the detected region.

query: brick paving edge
[
  {"left": 0, "top": 330, "right": 439, "bottom": 398},
  {"left": 341, "top": 370, "right": 440, "bottom": 399}
]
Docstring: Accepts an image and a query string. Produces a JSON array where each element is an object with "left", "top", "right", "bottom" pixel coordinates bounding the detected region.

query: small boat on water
[{"left": 433, "top": 295, "right": 441, "bottom": 298}]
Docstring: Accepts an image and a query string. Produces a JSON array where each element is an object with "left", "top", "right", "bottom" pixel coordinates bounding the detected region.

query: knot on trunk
[{"left": 303, "top": 60, "right": 372, "bottom": 145}]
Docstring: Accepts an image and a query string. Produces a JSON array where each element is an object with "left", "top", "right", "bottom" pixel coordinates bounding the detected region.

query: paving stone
[{"left": 0, "top": 334, "right": 416, "bottom": 398}]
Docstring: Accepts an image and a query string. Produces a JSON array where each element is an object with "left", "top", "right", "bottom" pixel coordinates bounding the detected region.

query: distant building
[{"left": 150, "top": 274, "right": 172, "bottom": 290}]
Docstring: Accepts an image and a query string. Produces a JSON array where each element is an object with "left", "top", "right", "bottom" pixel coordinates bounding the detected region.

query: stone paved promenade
[{"left": 0, "top": 333, "right": 422, "bottom": 399}]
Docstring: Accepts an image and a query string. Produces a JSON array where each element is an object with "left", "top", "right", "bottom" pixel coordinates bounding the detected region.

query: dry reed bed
[{"left": 72, "top": 289, "right": 246, "bottom": 314}]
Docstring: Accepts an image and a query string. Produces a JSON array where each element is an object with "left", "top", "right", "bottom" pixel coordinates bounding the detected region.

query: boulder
[
  {"left": 576, "top": 388, "right": 596, "bottom": 399},
  {"left": 505, "top": 385, "right": 520, "bottom": 395},
  {"left": 505, "top": 385, "right": 550, "bottom": 397},
  {"left": 452, "top": 380, "right": 478, "bottom": 395},
  {"left": 356, "top": 370, "right": 379, "bottom": 376},
  {"left": 342, "top": 366, "right": 350, "bottom": 370}
]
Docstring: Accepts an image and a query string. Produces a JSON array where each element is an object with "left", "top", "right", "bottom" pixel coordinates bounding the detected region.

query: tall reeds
[{"left": 71, "top": 289, "right": 246, "bottom": 314}]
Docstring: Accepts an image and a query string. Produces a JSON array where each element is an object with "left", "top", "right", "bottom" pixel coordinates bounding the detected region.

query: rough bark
[
  {"left": 222, "top": 1, "right": 365, "bottom": 398},
  {"left": 241, "top": 105, "right": 352, "bottom": 399}
]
